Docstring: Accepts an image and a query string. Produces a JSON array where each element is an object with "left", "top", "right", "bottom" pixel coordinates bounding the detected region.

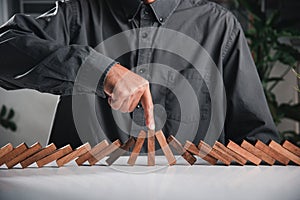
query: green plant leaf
[
  {"left": 9, "top": 122, "right": 17, "bottom": 132},
  {"left": 0, "top": 105, "right": 7, "bottom": 117},
  {"left": 7, "top": 109, "right": 15, "bottom": 120},
  {"left": 279, "top": 103, "right": 300, "bottom": 122}
]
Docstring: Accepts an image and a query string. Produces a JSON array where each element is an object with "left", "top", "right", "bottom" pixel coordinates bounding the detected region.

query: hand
[{"left": 104, "top": 64, "right": 155, "bottom": 130}]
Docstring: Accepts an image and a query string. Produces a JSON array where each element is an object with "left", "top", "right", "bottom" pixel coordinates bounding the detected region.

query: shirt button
[
  {"left": 136, "top": 104, "right": 141, "bottom": 109},
  {"left": 142, "top": 32, "right": 148, "bottom": 38},
  {"left": 159, "top": 17, "right": 164, "bottom": 22},
  {"left": 139, "top": 68, "right": 146, "bottom": 74},
  {"left": 144, "top": 10, "right": 149, "bottom": 15}
]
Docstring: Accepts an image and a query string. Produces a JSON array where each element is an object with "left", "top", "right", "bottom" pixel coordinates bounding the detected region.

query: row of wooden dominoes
[{"left": 0, "top": 130, "right": 300, "bottom": 169}]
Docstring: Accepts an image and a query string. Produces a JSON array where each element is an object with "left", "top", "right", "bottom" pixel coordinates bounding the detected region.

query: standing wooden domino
[
  {"left": 254, "top": 140, "right": 289, "bottom": 165},
  {"left": 269, "top": 140, "right": 300, "bottom": 166},
  {"left": 6, "top": 142, "right": 42, "bottom": 169},
  {"left": 148, "top": 129, "right": 155, "bottom": 166},
  {"left": 199, "top": 141, "right": 232, "bottom": 166},
  {"left": 241, "top": 140, "right": 275, "bottom": 165},
  {"left": 167, "top": 135, "right": 197, "bottom": 165},
  {"left": 227, "top": 140, "right": 261, "bottom": 165},
  {"left": 0, "top": 143, "right": 13, "bottom": 158},
  {"left": 88, "top": 140, "right": 122, "bottom": 166},
  {"left": 282, "top": 140, "right": 300, "bottom": 157},
  {"left": 36, "top": 145, "right": 73, "bottom": 168},
  {"left": 0, "top": 143, "right": 28, "bottom": 167},
  {"left": 76, "top": 140, "right": 109, "bottom": 166},
  {"left": 128, "top": 130, "right": 146, "bottom": 166},
  {"left": 184, "top": 141, "right": 217, "bottom": 165},
  {"left": 106, "top": 136, "right": 136, "bottom": 166},
  {"left": 56, "top": 143, "right": 91, "bottom": 167},
  {"left": 214, "top": 141, "right": 247, "bottom": 166},
  {"left": 155, "top": 131, "right": 176, "bottom": 166}
]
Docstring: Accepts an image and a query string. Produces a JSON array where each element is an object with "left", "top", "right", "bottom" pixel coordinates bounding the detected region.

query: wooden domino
[
  {"left": 76, "top": 140, "right": 109, "bottom": 166},
  {"left": 155, "top": 131, "right": 176, "bottom": 166},
  {"left": 167, "top": 135, "right": 196, "bottom": 165},
  {"left": 0, "top": 143, "right": 28, "bottom": 166},
  {"left": 269, "top": 140, "right": 300, "bottom": 165},
  {"left": 214, "top": 141, "right": 247, "bottom": 166},
  {"left": 0, "top": 143, "right": 13, "bottom": 158},
  {"left": 6, "top": 142, "right": 42, "bottom": 169},
  {"left": 282, "top": 140, "right": 300, "bottom": 157},
  {"left": 20, "top": 143, "right": 57, "bottom": 168},
  {"left": 106, "top": 136, "right": 136, "bottom": 166},
  {"left": 255, "top": 140, "right": 289, "bottom": 165},
  {"left": 56, "top": 143, "right": 91, "bottom": 167},
  {"left": 241, "top": 140, "right": 275, "bottom": 165},
  {"left": 227, "top": 140, "right": 261, "bottom": 165},
  {"left": 36, "top": 145, "right": 73, "bottom": 168},
  {"left": 88, "top": 140, "right": 122, "bottom": 166},
  {"left": 184, "top": 141, "right": 217, "bottom": 165},
  {"left": 148, "top": 129, "right": 155, "bottom": 166},
  {"left": 128, "top": 130, "right": 147, "bottom": 166},
  {"left": 199, "top": 141, "right": 232, "bottom": 166}
]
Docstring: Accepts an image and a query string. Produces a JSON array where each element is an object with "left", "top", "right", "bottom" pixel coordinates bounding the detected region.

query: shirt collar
[{"left": 107, "top": 0, "right": 181, "bottom": 24}]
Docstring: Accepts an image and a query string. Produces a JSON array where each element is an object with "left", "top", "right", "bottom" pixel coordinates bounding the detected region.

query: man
[{"left": 0, "top": 0, "right": 280, "bottom": 149}]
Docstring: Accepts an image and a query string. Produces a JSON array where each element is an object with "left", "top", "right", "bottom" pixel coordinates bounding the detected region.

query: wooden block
[
  {"left": 241, "top": 140, "right": 275, "bottom": 165},
  {"left": 88, "top": 140, "right": 122, "bottom": 166},
  {"left": 167, "top": 135, "right": 196, "bottom": 165},
  {"left": 269, "top": 140, "right": 300, "bottom": 165},
  {"left": 155, "top": 130, "right": 176, "bottom": 165},
  {"left": 0, "top": 143, "right": 13, "bottom": 158},
  {"left": 6, "top": 142, "right": 42, "bottom": 169},
  {"left": 36, "top": 145, "right": 73, "bottom": 168},
  {"left": 0, "top": 143, "right": 28, "bottom": 166},
  {"left": 227, "top": 140, "right": 261, "bottom": 165},
  {"left": 20, "top": 143, "right": 57, "bottom": 168},
  {"left": 128, "top": 130, "right": 147, "bottom": 166},
  {"left": 255, "top": 140, "right": 289, "bottom": 165},
  {"left": 214, "top": 141, "right": 247, "bottom": 166},
  {"left": 106, "top": 137, "right": 135, "bottom": 166},
  {"left": 282, "top": 140, "right": 300, "bottom": 157},
  {"left": 199, "top": 141, "right": 232, "bottom": 166},
  {"left": 148, "top": 129, "right": 155, "bottom": 166},
  {"left": 184, "top": 141, "right": 217, "bottom": 165},
  {"left": 56, "top": 143, "right": 91, "bottom": 167},
  {"left": 75, "top": 140, "right": 109, "bottom": 166}
]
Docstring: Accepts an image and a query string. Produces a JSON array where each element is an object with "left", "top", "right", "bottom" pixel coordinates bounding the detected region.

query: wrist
[{"left": 104, "top": 63, "right": 129, "bottom": 95}]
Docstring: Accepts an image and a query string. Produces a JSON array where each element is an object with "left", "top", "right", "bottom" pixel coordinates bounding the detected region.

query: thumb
[{"left": 141, "top": 85, "right": 155, "bottom": 130}]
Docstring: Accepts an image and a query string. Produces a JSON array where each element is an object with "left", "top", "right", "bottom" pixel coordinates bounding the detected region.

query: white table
[{"left": 0, "top": 156, "right": 299, "bottom": 200}]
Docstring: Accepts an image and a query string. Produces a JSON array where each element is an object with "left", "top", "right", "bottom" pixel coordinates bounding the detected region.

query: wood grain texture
[
  {"left": 227, "top": 140, "right": 261, "bottom": 165},
  {"left": 282, "top": 140, "right": 300, "bottom": 157},
  {"left": 106, "top": 137, "right": 135, "bottom": 166},
  {"left": 20, "top": 143, "right": 57, "bottom": 168},
  {"left": 214, "top": 141, "right": 247, "bottom": 166},
  {"left": 269, "top": 140, "right": 300, "bottom": 165},
  {"left": 199, "top": 141, "right": 232, "bottom": 166},
  {"left": 0, "top": 143, "right": 28, "bottom": 166},
  {"left": 155, "top": 131, "right": 176, "bottom": 165},
  {"left": 148, "top": 130, "right": 155, "bottom": 166},
  {"left": 0, "top": 143, "right": 13, "bottom": 158},
  {"left": 36, "top": 145, "right": 73, "bottom": 168},
  {"left": 6, "top": 143, "right": 42, "bottom": 169},
  {"left": 128, "top": 130, "right": 146, "bottom": 166},
  {"left": 255, "top": 140, "right": 289, "bottom": 165},
  {"left": 76, "top": 140, "right": 109, "bottom": 166},
  {"left": 184, "top": 141, "right": 217, "bottom": 165},
  {"left": 167, "top": 135, "right": 196, "bottom": 165},
  {"left": 56, "top": 143, "right": 91, "bottom": 167},
  {"left": 241, "top": 140, "right": 275, "bottom": 165},
  {"left": 88, "top": 140, "right": 122, "bottom": 166}
]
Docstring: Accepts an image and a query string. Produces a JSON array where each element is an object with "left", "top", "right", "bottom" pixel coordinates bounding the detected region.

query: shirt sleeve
[
  {"left": 0, "top": 0, "right": 115, "bottom": 97},
  {"left": 222, "top": 19, "right": 281, "bottom": 144}
]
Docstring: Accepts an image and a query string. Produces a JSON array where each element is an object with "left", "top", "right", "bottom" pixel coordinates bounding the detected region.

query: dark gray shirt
[{"left": 0, "top": 0, "right": 280, "bottom": 148}]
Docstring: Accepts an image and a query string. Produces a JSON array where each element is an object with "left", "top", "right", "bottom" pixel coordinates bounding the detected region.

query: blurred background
[{"left": 0, "top": 0, "right": 299, "bottom": 146}]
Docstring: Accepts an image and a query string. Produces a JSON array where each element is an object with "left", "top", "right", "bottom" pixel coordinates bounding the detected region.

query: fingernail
[{"left": 149, "top": 123, "right": 155, "bottom": 131}]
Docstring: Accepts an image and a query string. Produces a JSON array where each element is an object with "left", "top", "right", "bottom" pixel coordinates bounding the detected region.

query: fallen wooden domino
[
  {"left": 76, "top": 140, "right": 109, "bottom": 166},
  {"left": 214, "top": 141, "right": 247, "bottom": 166},
  {"left": 148, "top": 129, "right": 156, "bottom": 166},
  {"left": 6, "top": 142, "right": 42, "bottom": 169},
  {"left": 56, "top": 143, "right": 91, "bottom": 167},
  {"left": 184, "top": 141, "right": 217, "bottom": 165},
  {"left": 241, "top": 140, "right": 275, "bottom": 166},
  {"left": 269, "top": 140, "right": 300, "bottom": 166},
  {"left": 106, "top": 136, "right": 136, "bottom": 166},
  {"left": 88, "top": 140, "right": 122, "bottom": 166},
  {"left": 254, "top": 140, "right": 289, "bottom": 165},
  {"left": 36, "top": 145, "right": 73, "bottom": 168},
  {"left": 282, "top": 140, "right": 300, "bottom": 157},
  {"left": 0, "top": 143, "right": 28, "bottom": 167},
  {"left": 128, "top": 130, "right": 147, "bottom": 166},
  {"left": 0, "top": 143, "right": 13, "bottom": 159},
  {"left": 227, "top": 140, "right": 261, "bottom": 165},
  {"left": 167, "top": 135, "right": 197, "bottom": 165},
  {"left": 199, "top": 141, "right": 232, "bottom": 166},
  {"left": 155, "top": 131, "right": 176, "bottom": 165}
]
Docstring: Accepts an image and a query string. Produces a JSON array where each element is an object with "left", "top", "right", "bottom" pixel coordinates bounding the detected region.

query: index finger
[{"left": 141, "top": 85, "right": 155, "bottom": 130}]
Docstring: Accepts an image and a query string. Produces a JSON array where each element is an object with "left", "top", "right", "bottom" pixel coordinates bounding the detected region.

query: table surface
[{"left": 0, "top": 156, "right": 300, "bottom": 200}]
